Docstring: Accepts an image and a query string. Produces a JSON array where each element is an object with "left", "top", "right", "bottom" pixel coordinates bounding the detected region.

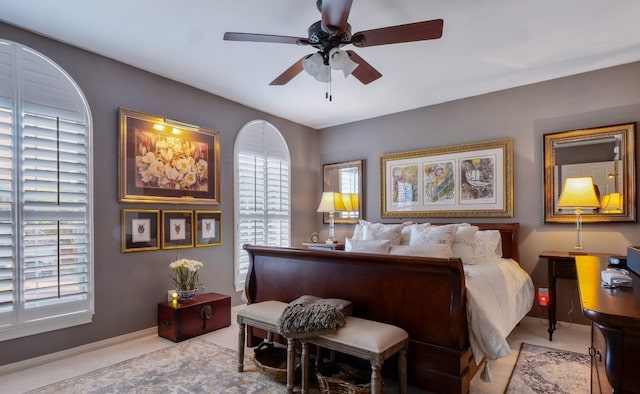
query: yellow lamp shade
[{"left": 557, "top": 177, "right": 600, "bottom": 208}]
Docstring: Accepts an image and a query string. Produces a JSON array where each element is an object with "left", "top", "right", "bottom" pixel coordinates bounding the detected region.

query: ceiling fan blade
[
  {"left": 224, "top": 32, "right": 307, "bottom": 45},
  {"left": 345, "top": 50, "right": 382, "bottom": 84},
  {"left": 351, "top": 19, "right": 444, "bottom": 47},
  {"left": 269, "top": 55, "right": 310, "bottom": 85},
  {"left": 321, "top": 0, "right": 353, "bottom": 34}
]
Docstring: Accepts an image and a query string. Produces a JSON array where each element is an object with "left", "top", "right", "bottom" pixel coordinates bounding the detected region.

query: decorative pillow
[
  {"left": 474, "top": 230, "right": 502, "bottom": 258},
  {"left": 400, "top": 223, "right": 429, "bottom": 245},
  {"left": 409, "top": 223, "right": 457, "bottom": 245},
  {"left": 389, "top": 244, "right": 452, "bottom": 258},
  {"left": 451, "top": 225, "right": 479, "bottom": 264},
  {"left": 345, "top": 238, "right": 391, "bottom": 254},
  {"left": 362, "top": 223, "right": 405, "bottom": 245},
  {"left": 351, "top": 220, "right": 371, "bottom": 241}
]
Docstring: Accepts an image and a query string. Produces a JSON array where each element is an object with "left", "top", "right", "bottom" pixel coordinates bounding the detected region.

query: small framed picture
[
  {"left": 195, "top": 210, "right": 222, "bottom": 247},
  {"left": 121, "top": 209, "right": 160, "bottom": 253},
  {"left": 162, "top": 210, "right": 194, "bottom": 249}
]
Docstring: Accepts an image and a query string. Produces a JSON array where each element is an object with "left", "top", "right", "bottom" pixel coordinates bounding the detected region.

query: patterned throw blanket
[{"left": 276, "top": 295, "right": 352, "bottom": 338}]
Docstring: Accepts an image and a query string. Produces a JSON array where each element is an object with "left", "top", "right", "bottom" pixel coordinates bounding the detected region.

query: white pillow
[
  {"left": 474, "top": 230, "right": 502, "bottom": 258},
  {"left": 345, "top": 238, "right": 391, "bottom": 254},
  {"left": 351, "top": 219, "right": 371, "bottom": 241},
  {"left": 451, "top": 225, "right": 479, "bottom": 264},
  {"left": 362, "top": 223, "right": 405, "bottom": 245},
  {"left": 401, "top": 223, "right": 429, "bottom": 245},
  {"left": 389, "top": 244, "right": 452, "bottom": 258},
  {"left": 409, "top": 223, "right": 457, "bottom": 245}
]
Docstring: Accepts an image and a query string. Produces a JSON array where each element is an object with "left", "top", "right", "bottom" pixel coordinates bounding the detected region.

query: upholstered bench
[
  {"left": 300, "top": 316, "right": 409, "bottom": 394},
  {"left": 237, "top": 301, "right": 301, "bottom": 393}
]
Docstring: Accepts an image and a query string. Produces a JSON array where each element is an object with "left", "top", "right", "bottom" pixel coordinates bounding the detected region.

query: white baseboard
[{"left": 0, "top": 326, "right": 157, "bottom": 376}]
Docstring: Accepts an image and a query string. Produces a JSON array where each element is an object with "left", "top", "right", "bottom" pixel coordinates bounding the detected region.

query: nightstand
[
  {"left": 302, "top": 242, "right": 345, "bottom": 251},
  {"left": 540, "top": 251, "right": 611, "bottom": 341}
]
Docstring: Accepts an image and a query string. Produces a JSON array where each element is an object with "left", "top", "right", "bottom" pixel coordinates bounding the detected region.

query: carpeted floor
[
  {"left": 26, "top": 338, "right": 288, "bottom": 394},
  {"left": 505, "top": 342, "right": 590, "bottom": 394}
]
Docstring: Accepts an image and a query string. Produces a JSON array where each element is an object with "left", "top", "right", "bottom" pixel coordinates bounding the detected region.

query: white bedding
[{"left": 464, "top": 256, "right": 534, "bottom": 365}]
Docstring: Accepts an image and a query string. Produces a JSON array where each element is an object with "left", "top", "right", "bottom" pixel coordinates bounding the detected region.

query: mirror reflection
[
  {"left": 323, "top": 160, "right": 364, "bottom": 224},
  {"left": 544, "top": 123, "right": 636, "bottom": 223}
]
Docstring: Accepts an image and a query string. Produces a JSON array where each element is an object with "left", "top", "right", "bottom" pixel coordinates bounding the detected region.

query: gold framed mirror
[
  {"left": 544, "top": 123, "right": 636, "bottom": 223},
  {"left": 322, "top": 160, "right": 364, "bottom": 224}
]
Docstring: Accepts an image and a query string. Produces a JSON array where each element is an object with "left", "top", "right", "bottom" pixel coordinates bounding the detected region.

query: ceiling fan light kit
[{"left": 224, "top": 0, "right": 444, "bottom": 89}]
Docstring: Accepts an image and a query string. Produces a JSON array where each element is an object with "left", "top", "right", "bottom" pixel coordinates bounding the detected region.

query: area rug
[
  {"left": 26, "top": 338, "right": 288, "bottom": 394},
  {"left": 505, "top": 342, "right": 590, "bottom": 393}
]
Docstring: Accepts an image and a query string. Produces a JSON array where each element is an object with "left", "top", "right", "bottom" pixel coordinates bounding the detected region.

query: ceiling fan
[{"left": 223, "top": 0, "right": 443, "bottom": 86}]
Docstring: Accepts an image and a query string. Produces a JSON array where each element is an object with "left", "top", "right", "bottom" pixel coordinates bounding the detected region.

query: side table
[
  {"left": 540, "top": 251, "right": 611, "bottom": 341},
  {"left": 158, "top": 292, "right": 231, "bottom": 342},
  {"left": 302, "top": 242, "right": 345, "bottom": 251}
]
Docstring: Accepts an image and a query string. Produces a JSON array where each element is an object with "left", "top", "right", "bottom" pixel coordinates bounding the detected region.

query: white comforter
[{"left": 464, "top": 257, "right": 534, "bottom": 365}]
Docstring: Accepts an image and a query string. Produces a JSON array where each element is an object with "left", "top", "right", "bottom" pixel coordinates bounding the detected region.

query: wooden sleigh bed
[{"left": 243, "top": 223, "right": 522, "bottom": 393}]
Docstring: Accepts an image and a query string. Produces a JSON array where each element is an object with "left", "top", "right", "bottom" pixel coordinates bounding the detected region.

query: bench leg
[
  {"left": 286, "top": 338, "right": 295, "bottom": 394},
  {"left": 301, "top": 339, "right": 309, "bottom": 394},
  {"left": 398, "top": 347, "right": 407, "bottom": 394},
  {"left": 370, "top": 363, "right": 383, "bottom": 394},
  {"left": 237, "top": 322, "right": 246, "bottom": 372}
]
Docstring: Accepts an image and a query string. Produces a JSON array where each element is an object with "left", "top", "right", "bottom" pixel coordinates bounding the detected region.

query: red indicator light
[{"left": 538, "top": 295, "right": 548, "bottom": 306}]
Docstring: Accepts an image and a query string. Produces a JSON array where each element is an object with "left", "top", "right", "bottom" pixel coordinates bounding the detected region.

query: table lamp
[
  {"left": 557, "top": 176, "right": 600, "bottom": 251},
  {"left": 317, "top": 192, "right": 345, "bottom": 243}
]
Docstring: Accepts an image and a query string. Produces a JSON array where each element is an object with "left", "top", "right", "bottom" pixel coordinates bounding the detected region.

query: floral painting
[
  {"left": 119, "top": 108, "right": 220, "bottom": 204},
  {"left": 134, "top": 130, "right": 209, "bottom": 191}
]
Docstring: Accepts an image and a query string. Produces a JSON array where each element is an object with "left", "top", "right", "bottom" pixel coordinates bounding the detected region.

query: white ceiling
[{"left": 2, "top": 1, "right": 640, "bottom": 129}]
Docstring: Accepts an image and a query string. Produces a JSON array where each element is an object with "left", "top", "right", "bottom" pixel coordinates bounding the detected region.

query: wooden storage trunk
[{"left": 158, "top": 292, "right": 231, "bottom": 342}]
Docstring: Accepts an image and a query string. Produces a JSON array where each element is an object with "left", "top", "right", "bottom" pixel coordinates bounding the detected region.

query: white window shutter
[
  {"left": 234, "top": 121, "right": 290, "bottom": 292},
  {"left": 0, "top": 40, "right": 93, "bottom": 340}
]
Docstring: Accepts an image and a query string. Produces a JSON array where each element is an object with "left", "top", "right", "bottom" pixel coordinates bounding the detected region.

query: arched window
[
  {"left": 0, "top": 40, "right": 93, "bottom": 340},
  {"left": 234, "top": 120, "right": 290, "bottom": 291}
]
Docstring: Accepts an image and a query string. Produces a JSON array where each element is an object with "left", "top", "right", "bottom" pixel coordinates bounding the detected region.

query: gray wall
[
  {"left": 0, "top": 22, "right": 319, "bottom": 366},
  {"left": 318, "top": 61, "right": 640, "bottom": 325}
]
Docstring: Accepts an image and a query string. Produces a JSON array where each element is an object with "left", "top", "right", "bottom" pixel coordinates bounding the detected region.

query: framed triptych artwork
[{"left": 381, "top": 138, "right": 514, "bottom": 218}]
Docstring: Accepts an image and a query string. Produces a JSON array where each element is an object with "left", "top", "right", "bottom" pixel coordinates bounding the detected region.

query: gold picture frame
[
  {"left": 161, "top": 210, "right": 194, "bottom": 249},
  {"left": 195, "top": 210, "right": 222, "bottom": 247},
  {"left": 118, "top": 108, "right": 220, "bottom": 204},
  {"left": 121, "top": 209, "right": 160, "bottom": 253},
  {"left": 381, "top": 138, "right": 513, "bottom": 218}
]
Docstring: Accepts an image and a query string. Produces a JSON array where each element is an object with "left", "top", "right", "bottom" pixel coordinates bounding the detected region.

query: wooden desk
[{"left": 576, "top": 256, "right": 640, "bottom": 393}]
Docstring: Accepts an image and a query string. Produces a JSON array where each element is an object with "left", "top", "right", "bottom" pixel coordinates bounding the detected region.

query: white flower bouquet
[{"left": 169, "top": 258, "right": 203, "bottom": 291}]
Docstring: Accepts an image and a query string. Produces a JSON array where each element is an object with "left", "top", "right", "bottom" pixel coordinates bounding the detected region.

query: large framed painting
[
  {"left": 121, "top": 209, "right": 160, "bottom": 252},
  {"left": 119, "top": 108, "right": 220, "bottom": 204},
  {"left": 381, "top": 138, "right": 514, "bottom": 218}
]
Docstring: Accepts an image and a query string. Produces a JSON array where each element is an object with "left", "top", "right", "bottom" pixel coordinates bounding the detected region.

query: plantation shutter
[
  {"left": 0, "top": 40, "right": 93, "bottom": 339},
  {"left": 234, "top": 121, "right": 290, "bottom": 291}
]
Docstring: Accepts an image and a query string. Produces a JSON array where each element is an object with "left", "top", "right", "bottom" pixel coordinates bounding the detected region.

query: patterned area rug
[
  {"left": 27, "top": 338, "right": 289, "bottom": 394},
  {"left": 505, "top": 342, "right": 590, "bottom": 393}
]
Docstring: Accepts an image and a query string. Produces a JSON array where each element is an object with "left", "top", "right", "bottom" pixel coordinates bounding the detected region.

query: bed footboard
[{"left": 243, "top": 245, "right": 478, "bottom": 393}]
